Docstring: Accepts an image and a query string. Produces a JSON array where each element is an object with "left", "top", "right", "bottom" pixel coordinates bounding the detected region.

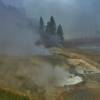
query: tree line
[{"left": 39, "top": 16, "right": 64, "bottom": 47}]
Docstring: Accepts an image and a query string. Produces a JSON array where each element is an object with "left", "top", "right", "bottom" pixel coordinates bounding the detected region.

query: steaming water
[
  {"left": 0, "top": 1, "right": 50, "bottom": 56},
  {"left": 32, "top": 45, "right": 50, "bottom": 56},
  {"left": 22, "top": 65, "right": 83, "bottom": 87}
]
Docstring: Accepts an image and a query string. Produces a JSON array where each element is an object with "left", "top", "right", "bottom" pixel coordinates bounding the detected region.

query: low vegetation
[{"left": 0, "top": 88, "right": 29, "bottom": 100}]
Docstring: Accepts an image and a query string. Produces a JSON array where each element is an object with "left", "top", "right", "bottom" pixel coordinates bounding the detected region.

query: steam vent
[{"left": 0, "top": 0, "right": 100, "bottom": 100}]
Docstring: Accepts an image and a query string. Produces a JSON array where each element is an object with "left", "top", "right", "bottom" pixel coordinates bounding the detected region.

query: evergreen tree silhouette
[
  {"left": 39, "top": 16, "right": 44, "bottom": 34},
  {"left": 57, "top": 24, "right": 64, "bottom": 43},
  {"left": 46, "top": 16, "right": 56, "bottom": 35}
]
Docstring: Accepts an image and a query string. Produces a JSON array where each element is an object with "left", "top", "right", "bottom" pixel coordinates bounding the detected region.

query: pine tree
[
  {"left": 39, "top": 16, "right": 44, "bottom": 34},
  {"left": 46, "top": 21, "right": 50, "bottom": 34},
  {"left": 57, "top": 24, "right": 64, "bottom": 43},
  {"left": 46, "top": 16, "right": 56, "bottom": 35},
  {"left": 49, "top": 16, "right": 56, "bottom": 34}
]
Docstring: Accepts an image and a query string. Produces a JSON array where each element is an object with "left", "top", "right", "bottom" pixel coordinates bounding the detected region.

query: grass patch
[{"left": 0, "top": 88, "right": 29, "bottom": 100}]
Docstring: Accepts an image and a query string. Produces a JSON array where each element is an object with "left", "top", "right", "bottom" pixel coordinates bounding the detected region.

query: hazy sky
[
  {"left": 0, "top": 0, "right": 100, "bottom": 56},
  {"left": 23, "top": 0, "right": 100, "bottom": 38},
  {"left": 2, "top": 0, "right": 100, "bottom": 39}
]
